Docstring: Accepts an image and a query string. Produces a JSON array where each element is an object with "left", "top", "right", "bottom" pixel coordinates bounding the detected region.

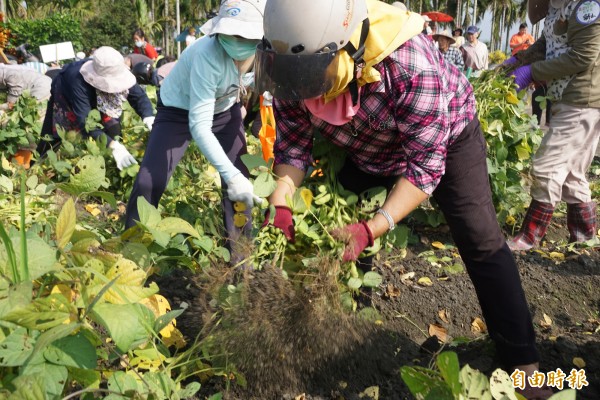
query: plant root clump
[{"left": 202, "top": 257, "right": 374, "bottom": 397}]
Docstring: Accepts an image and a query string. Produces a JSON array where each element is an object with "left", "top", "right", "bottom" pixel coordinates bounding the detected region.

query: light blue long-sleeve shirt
[{"left": 160, "top": 36, "right": 251, "bottom": 181}]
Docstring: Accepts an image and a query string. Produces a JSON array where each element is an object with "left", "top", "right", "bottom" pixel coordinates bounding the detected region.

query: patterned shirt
[
  {"left": 273, "top": 34, "right": 476, "bottom": 195},
  {"left": 441, "top": 47, "right": 465, "bottom": 70}
]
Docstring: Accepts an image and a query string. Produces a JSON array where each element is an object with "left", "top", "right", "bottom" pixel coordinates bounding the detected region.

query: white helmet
[{"left": 256, "top": 0, "right": 369, "bottom": 100}]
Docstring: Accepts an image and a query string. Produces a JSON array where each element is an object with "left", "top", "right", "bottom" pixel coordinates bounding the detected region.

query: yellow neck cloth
[{"left": 323, "top": 0, "right": 425, "bottom": 103}]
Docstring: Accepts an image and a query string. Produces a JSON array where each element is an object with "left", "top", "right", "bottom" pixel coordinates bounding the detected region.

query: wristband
[{"left": 376, "top": 208, "right": 395, "bottom": 231}]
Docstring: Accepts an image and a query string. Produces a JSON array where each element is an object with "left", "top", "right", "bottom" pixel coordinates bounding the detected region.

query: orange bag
[
  {"left": 11, "top": 149, "right": 32, "bottom": 169},
  {"left": 258, "top": 95, "right": 276, "bottom": 162}
]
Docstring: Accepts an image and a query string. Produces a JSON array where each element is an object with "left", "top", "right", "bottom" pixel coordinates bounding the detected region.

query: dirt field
[{"left": 154, "top": 206, "right": 599, "bottom": 400}]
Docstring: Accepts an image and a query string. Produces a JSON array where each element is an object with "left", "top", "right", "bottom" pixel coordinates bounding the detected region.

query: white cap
[{"left": 200, "top": 0, "right": 266, "bottom": 40}]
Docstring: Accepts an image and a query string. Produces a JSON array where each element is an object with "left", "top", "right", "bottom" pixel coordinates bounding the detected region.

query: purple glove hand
[
  {"left": 262, "top": 205, "right": 295, "bottom": 243},
  {"left": 512, "top": 65, "right": 533, "bottom": 91},
  {"left": 502, "top": 56, "right": 518, "bottom": 66},
  {"left": 330, "top": 221, "right": 374, "bottom": 262}
]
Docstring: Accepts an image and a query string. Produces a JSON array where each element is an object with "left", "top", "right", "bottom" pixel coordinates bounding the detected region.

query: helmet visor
[{"left": 255, "top": 41, "right": 339, "bottom": 101}]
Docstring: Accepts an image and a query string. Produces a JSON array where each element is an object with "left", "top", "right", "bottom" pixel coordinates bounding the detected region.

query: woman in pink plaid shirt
[{"left": 255, "top": 0, "right": 552, "bottom": 398}]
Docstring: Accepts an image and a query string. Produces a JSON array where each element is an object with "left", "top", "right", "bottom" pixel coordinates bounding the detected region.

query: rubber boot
[
  {"left": 567, "top": 202, "right": 597, "bottom": 243},
  {"left": 507, "top": 200, "right": 554, "bottom": 251}
]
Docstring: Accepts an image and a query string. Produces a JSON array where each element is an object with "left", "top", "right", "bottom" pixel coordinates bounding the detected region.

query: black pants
[
  {"left": 124, "top": 102, "right": 252, "bottom": 256},
  {"left": 338, "top": 118, "right": 538, "bottom": 367}
]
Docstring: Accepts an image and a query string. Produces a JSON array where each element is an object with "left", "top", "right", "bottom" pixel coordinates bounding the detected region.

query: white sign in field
[{"left": 39, "top": 41, "right": 75, "bottom": 63}]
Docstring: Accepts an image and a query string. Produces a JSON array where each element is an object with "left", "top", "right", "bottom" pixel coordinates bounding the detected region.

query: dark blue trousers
[{"left": 125, "top": 102, "right": 252, "bottom": 257}]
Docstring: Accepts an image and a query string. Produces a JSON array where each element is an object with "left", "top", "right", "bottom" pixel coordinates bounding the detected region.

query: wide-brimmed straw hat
[
  {"left": 80, "top": 46, "right": 136, "bottom": 93},
  {"left": 200, "top": 0, "right": 266, "bottom": 40},
  {"left": 432, "top": 29, "right": 456, "bottom": 44}
]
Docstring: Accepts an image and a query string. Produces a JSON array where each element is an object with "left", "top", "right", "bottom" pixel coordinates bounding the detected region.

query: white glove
[
  {"left": 143, "top": 116, "right": 155, "bottom": 131},
  {"left": 226, "top": 173, "right": 262, "bottom": 208},
  {"left": 109, "top": 141, "right": 137, "bottom": 170}
]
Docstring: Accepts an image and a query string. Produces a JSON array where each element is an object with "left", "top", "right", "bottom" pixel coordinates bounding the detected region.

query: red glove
[
  {"left": 330, "top": 221, "right": 374, "bottom": 262},
  {"left": 262, "top": 205, "right": 295, "bottom": 243}
]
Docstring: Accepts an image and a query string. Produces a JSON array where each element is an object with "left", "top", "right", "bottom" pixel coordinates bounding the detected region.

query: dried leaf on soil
[
  {"left": 438, "top": 309, "right": 449, "bottom": 323},
  {"left": 471, "top": 317, "right": 487, "bottom": 334},
  {"left": 540, "top": 313, "right": 553, "bottom": 328},
  {"left": 417, "top": 277, "right": 433, "bottom": 287},
  {"left": 428, "top": 324, "right": 448, "bottom": 342},
  {"left": 572, "top": 357, "right": 586, "bottom": 368}
]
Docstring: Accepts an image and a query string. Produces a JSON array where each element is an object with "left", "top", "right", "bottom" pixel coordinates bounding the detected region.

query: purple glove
[
  {"left": 262, "top": 205, "right": 295, "bottom": 242},
  {"left": 330, "top": 221, "right": 374, "bottom": 262},
  {"left": 512, "top": 65, "right": 533, "bottom": 91},
  {"left": 502, "top": 56, "right": 518, "bottom": 66}
]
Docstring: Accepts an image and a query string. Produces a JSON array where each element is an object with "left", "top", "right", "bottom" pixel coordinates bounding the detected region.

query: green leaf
[
  {"left": 3, "top": 293, "right": 76, "bottom": 330},
  {"left": 156, "top": 217, "right": 201, "bottom": 239},
  {"left": 347, "top": 277, "right": 362, "bottom": 290},
  {"left": 43, "top": 332, "right": 97, "bottom": 369},
  {"left": 0, "top": 175, "right": 13, "bottom": 193},
  {"left": 0, "top": 281, "right": 32, "bottom": 319},
  {"left": 58, "top": 155, "right": 109, "bottom": 194},
  {"left": 436, "top": 352, "right": 461, "bottom": 397},
  {"left": 460, "top": 364, "right": 492, "bottom": 400},
  {"left": 91, "top": 303, "right": 154, "bottom": 352},
  {"left": 241, "top": 153, "right": 269, "bottom": 171},
  {"left": 489, "top": 368, "right": 518, "bottom": 400},
  {"left": 56, "top": 197, "right": 76, "bottom": 249},
  {"left": 193, "top": 236, "right": 213, "bottom": 252},
  {"left": 0, "top": 327, "right": 38, "bottom": 367},
  {"left": 7, "top": 374, "right": 47, "bottom": 400},
  {"left": 20, "top": 361, "right": 68, "bottom": 399},
  {"left": 179, "top": 382, "right": 202, "bottom": 398},
  {"left": 28, "top": 322, "right": 80, "bottom": 360},
  {"left": 136, "top": 196, "right": 162, "bottom": 228},
  {"left": 69, "top": 367, "right": 101, "bottom": 390},
  {"left": 400, "top": 366, "right": 453, "bottom": 399},
  {"left": 107, "top": 371, "right": 141, "bottom": 395},
  {"left": 253, "top": 171, "right": 277, "bottom": 197},
  {"left": 86, "top": 191, "right": 118, "bottom": 209},
  {"left": 362, "top": 271, "right": 383, "bottom": 288},
  {"left": 154, "top": 307, "right": 187, "bottom": 334}
]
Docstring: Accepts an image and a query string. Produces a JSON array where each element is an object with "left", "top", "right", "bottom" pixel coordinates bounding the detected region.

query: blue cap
[{"left": 466, "top": 25, "right": 479, "bottom": 34}]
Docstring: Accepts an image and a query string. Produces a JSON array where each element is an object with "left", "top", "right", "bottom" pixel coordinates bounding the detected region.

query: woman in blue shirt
[{"left": 125, "top": 0, "right": 265, "bottom": 262}]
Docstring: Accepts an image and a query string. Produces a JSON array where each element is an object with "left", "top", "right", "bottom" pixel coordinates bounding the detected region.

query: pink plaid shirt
[{"left": 273, "top": 34, "right": 476, "bottom": 195}]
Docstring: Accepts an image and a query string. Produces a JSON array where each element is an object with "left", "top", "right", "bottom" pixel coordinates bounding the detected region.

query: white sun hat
[
  {"left": 200, "top": 0, "right": 266, "bottom": 40},
  {"left": 392, "top": 2, "right": 408, "bottom": 11},
  {"left": 80, "top": 46, "right": 136, "bottom": 93}
]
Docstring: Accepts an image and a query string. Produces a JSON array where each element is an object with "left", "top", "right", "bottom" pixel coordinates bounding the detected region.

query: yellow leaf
[
  {"left": 233, "top": 212, "right": 248, "bottom": 228},
  {"left": 162, "top": 327, "right": 187, "bottom": 349},
  {"left": 573, "top": 357, "right": 586, "bottom": 368},
  {"left": 56, "top": 197, "right": 76, "bottom": 249},
  {"left": 506, "top": 92, "right": 520, "bottom": 104},
  {"left": 505, "top": 215, "right": 516, "bottom": 226},
  {"left": 417, "top": 277, "right": 433, "bottom": 287},
  {"left": 471, "top": 317, "right": 487, "bottom": 334},
  {"left": 428, "top": 324, "right": 448, "bottom": 342},
  {"left": 431, "top": 241, "right": 445, "bottom": 249},
  {"left": 233, "top": 201, "right": 246, "bottom": 212},
  {"left": 84, "top": 204, "right": 101, "bottom": 217},
  {"left": 103, "top": 258, "right": 157, "bottom": 304},
  {"left": 51, "top": 284, "right": 77, "bottom": 303},
  {"left": 549, "top": 252, "right": 565, "bottom": 261},
  {"left": 300, "top": 188, "right": 313, "bottom": 208}
]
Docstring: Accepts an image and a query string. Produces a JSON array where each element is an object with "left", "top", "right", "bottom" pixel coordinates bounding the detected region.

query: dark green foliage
[
  {"left": 79, "top": 2, "right": 138, "bottom": 53},
  {"left": 7, "top": 13, "right": 82, "bottom": 57}
]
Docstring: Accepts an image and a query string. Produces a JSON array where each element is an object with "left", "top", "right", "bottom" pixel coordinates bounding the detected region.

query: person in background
[
  {"left": 433, "top": 29, "right": 464, "bottom": 70},
  {"left": 125, "top": 53, "right": 154, "bottom": 69},
  {"left": 124, "top": 0, "right": 265, "bottom": 263},
  {"left": 451, "top": 27, "right": 464, "bottom": 48},
  {"left": 506, "top": 0, "right": 599, "bottom": 252},
  {"left": 422, "top": 15, "right": 432, "bottom": 35},
  {"left": 0, "top": 64, "right": 51, "bottom": 110},
  {"left": 461, "top": 25, "right": 488, "bottom": 77},
  {"left": 132, "top": 28, "right": 159, "bottom": 61},
  {"left": 185, "top": 26, "right": 197, "bottom": 48},
  {"left": 509, "top": 23, "right": 535, "bottom": 56},
  {"left": 35, "top": 46, "right": 156, "bottom": 171},
  {"left": 255, "top": 1, "right": 548, "bottom": 398}
]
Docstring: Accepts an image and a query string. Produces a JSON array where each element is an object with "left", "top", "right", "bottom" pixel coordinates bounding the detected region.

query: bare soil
[{"left": 155, "top": 210, "right": 600, "bottom": 400}]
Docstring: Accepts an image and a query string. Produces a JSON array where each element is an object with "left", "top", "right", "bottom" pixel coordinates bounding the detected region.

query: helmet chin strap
[{"left": 343, "top": 17, "right": 370, "bottom": 106}]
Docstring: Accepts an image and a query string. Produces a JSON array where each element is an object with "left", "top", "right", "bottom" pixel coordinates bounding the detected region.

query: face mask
[
  {"left": 135, "top": 40, "right": 144, "bottom": 48},
  {"left": 217, "top": 34, "right": 258, "bottom": 61}
]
